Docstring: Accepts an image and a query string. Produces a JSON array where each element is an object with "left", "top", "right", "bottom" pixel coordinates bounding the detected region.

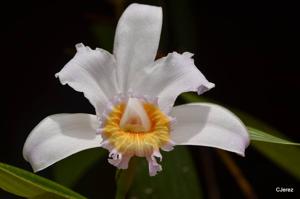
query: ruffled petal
[
  {"left": 23, "top": 114, "right": 102, "bottom": 172},
  {"left": 113, "top": 3, "right": 162, "bottom": 92},
  {"left": 107, "top": 150, "right": 133, "bottom": 169},
  {"left": 146, "top": 150, "right": 162, "bottom": 176},
  {"left": 56, "top": 43, "right": 119, "bottom": 115},
  {"left": 170, "top": 103, "right": 250, "bottom": 156},
  {"left": 131, "top": 52, "right": 214, "bottom": 113}
]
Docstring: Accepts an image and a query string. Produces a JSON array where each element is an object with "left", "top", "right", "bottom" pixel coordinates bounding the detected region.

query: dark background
[{"left": 2, "top": 0, "right": 299, "bottom": 198}]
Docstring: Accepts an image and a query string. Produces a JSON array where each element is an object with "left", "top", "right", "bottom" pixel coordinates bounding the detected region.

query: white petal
[
  {"left": 23, "top": 114, "right": 102, "bottom": 172},
  {"left": 171, "top": 103, "right": 250, "bottom": 156},
  {"left": 56, "top": 43, "right": 119, "bottom": 115},
  {"left": 131, "top": 52, "right": 214, "bottom": 113},
  {"left": 113, "top": 3, "right": 162, "bottom": 92}
]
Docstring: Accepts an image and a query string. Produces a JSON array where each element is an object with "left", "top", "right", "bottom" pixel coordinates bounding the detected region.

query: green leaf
[
  {"left": 0, "top": 162, "right": 86, "bottom": 199},
  {"left": 128, "top": 146, "right": 203, "bottom": 199},
  {"left": 232, "top": 110, "right": 300, "bottom": 180},
  {"left": 248, "top": 127, "right": 300, "bottom": 145},
  {"left": 181, "top": 92, "right": 300, "bottom": 180},
  {"left": 53, "top": 148, "right": 107, "bottom": 187}
]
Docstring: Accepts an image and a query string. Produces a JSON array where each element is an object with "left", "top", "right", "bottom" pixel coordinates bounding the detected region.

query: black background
[{"left": 2, "top": 0, "right": 300, "bottom": 198}]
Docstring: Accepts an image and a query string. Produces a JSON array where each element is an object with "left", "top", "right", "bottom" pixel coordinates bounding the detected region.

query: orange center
[{"left": 102, "top": 99, "right": 171, "bottom": 157}]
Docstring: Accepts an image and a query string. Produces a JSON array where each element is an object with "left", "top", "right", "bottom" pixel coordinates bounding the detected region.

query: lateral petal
[
  {"left": 23, "top": 113, "right": 102, "bottom": 172},
  {"left": 132, "top": 52, "right": 214, "bottom": 113},
  {"left": 171, "top": 103, "right": 249, "bottom": 156},
  {"left": 56, "top": 44, "right": 119, "bottom": 115}
]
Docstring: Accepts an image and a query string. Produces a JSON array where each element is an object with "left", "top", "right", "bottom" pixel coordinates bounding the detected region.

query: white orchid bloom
[{"left": 23, "top": 3, "right": 249, "bottom": 176}]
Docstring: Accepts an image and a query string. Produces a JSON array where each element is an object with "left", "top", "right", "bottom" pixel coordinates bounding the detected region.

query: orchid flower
[{"left": 23, "top": 3, "right": 250, "bottom": 176}]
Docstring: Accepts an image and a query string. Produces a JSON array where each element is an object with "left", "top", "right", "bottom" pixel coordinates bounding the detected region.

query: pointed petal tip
[
  {"left": 197, "top": 82, "right": 215, "bottom": 95},
  {"left": 234, "top": 148, "right": 246, "bottom": 157},
  {"left": 182, "top": 52, "right": 194, "bottom": 58},
  {"left": 75, "top": 43, "right": 92, "bottom": 52},
  {"left": 75, "top": 43, "right": 85, "bottom": 50},
  {"left": 31, "top": 164, "right": 45, "bottom": 173},
  {"left": 240, "top": 152, "right": 246, "bottom": 157}
]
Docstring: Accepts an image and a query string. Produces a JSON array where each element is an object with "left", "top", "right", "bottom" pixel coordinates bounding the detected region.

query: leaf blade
[
  {"left": 248, "top": 127, "right": 300, "bottom": 145},
  {"left": 53, "top": 148, "right": 107, "bottom": 187},
  {"left": 0, "top": 162, "right": 86, "bottom": 199}
]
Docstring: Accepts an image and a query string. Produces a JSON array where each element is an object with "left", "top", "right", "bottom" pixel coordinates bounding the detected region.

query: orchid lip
[{"left": 99, "top": 93, "right": 175, "bottom": 175}]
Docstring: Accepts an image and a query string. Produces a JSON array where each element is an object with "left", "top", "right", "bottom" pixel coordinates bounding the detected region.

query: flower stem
[
  {"left": 216, "top": 150, "right": 257, "bottom": 199},
  {"left": 115, "top": 158, "right": 138, "bottom": 199},
  {"left": 200, "top": 149, "right": 221, "bottom": 199}
]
